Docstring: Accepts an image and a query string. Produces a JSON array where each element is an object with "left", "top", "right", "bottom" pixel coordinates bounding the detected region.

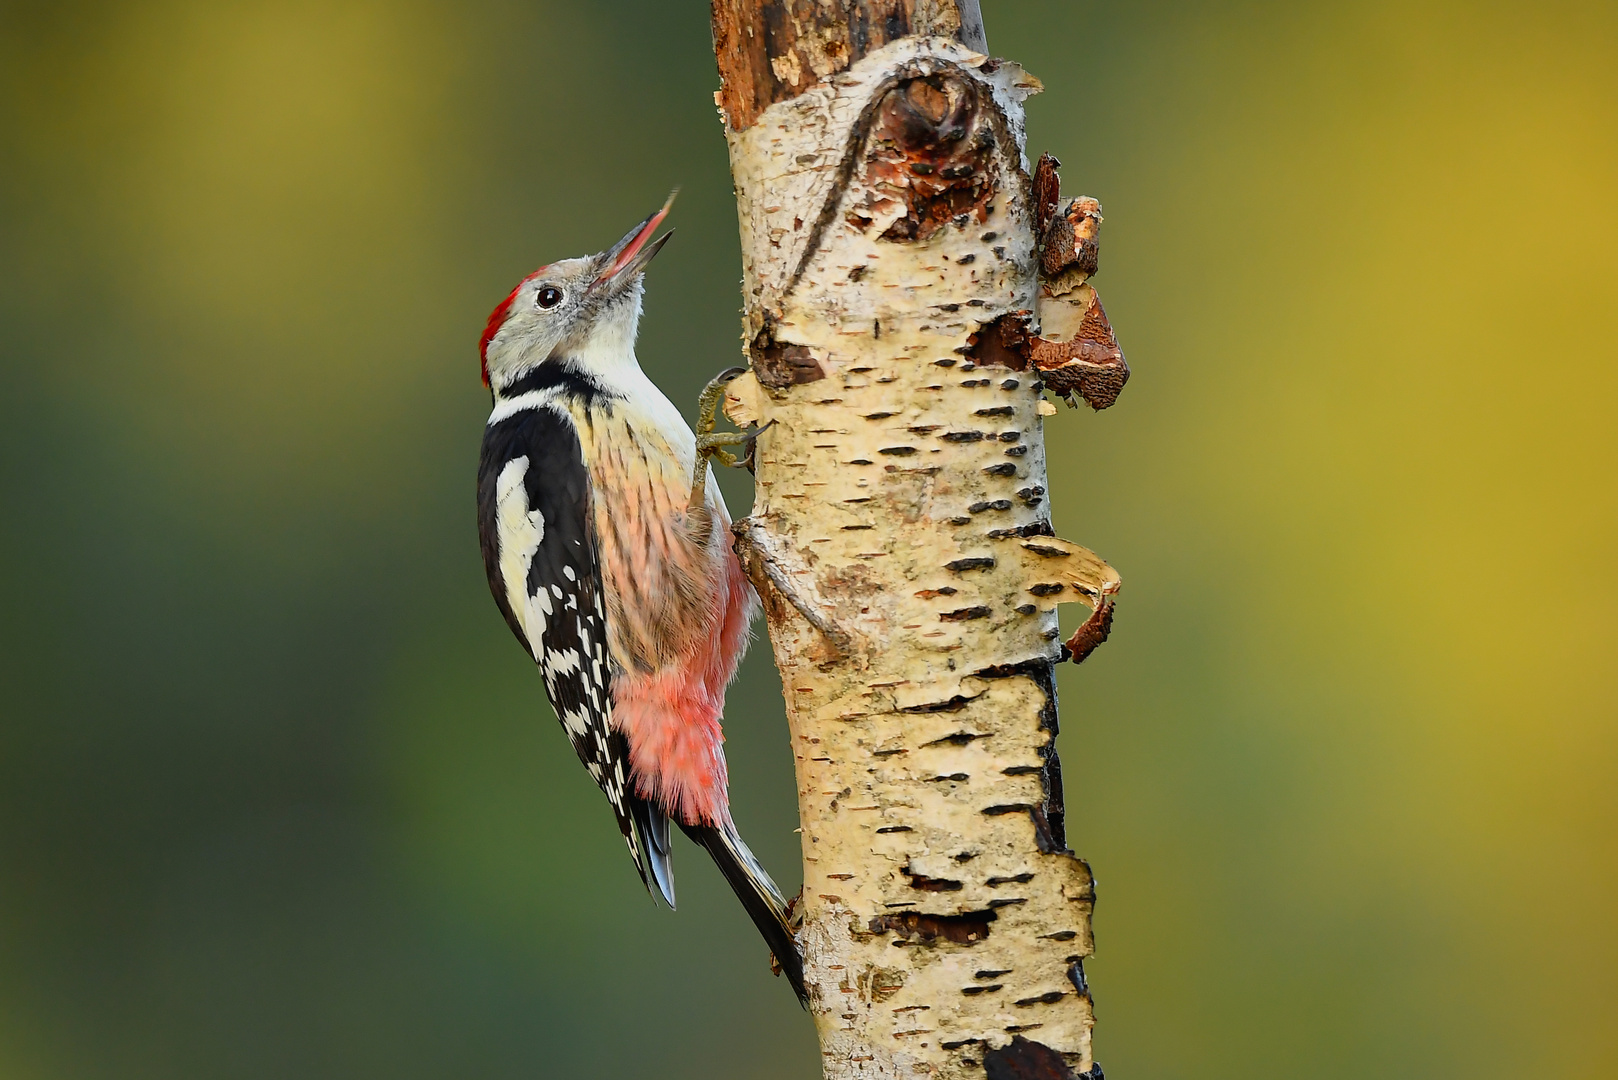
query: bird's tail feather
[
  {"left": 630, "top": 796, "right": 677, "bottom": 908},
  {"left": 680, "top": 820, "right": 808, "bottom": 1006}
]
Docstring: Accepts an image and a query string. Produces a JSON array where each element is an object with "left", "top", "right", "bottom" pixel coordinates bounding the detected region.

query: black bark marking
[
  {"left": 869, "top": 909, "right": 996, "bottom": 945},
  {"left": 925, "top": 730, "right": 989, "bottom": 747},
  {"left": 988, "top": 523, "right": 1054, "bottom": 540},
  {"left": 984, "top": 1035, "right": 1103, "bottom": 1080},
  {"left": 903, "top": 866, "right": 965, "bottom": 892},
  {"left": 1014, "top": 991, "right": 1068, "bottom": 1006},
  {"left": 987, "top": 872, "right": 1035, "bottom": 886}
]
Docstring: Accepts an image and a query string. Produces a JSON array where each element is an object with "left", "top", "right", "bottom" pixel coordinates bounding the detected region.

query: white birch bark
[{"left": 716, "top": 33, "right": 1120, "bottom": 1080}]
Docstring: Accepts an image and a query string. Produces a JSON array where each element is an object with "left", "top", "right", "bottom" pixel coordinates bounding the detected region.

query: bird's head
[{"left": 480, "top": 193, "right": 676, "bottom": 392}]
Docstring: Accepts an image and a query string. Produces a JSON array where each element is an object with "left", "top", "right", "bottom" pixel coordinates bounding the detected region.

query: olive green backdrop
[{"left": 2, "top": 2, "right": 1614, "bottom": 1077}]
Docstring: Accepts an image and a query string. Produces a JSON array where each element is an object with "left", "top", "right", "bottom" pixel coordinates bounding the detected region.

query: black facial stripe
[{"left": 499, "top": 362, "right": 616, "bottom": 407}]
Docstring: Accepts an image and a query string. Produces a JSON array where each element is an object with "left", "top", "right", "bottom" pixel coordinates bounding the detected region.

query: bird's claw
[
  {"left": 688, "top": 369, "right": 768, "bottom": 519},
  {"left": 695, "top": 366, "right": 749, "bottom": 438},
  {"left": 737, "top": 419, "right": 775, "bottom": 473}
]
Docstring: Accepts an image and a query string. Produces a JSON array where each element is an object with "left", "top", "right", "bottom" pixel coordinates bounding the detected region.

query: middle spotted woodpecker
[{"left": 475, "top": 195, "right": 806, "bottom": 1003}]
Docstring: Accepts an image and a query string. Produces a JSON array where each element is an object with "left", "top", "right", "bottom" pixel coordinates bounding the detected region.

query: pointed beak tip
[{"left": 598, "top": 199, "right": 678, "bottom": 284}]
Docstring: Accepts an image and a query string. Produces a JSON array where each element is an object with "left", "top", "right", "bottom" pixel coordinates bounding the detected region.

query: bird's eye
[{"left": 536, "top": 286, "right": 563, "bottom": 309}]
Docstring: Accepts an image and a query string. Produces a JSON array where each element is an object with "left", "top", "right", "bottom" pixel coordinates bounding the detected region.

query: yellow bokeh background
[{"left": 1, "top": 2, "right": 1612, "bottom": 1077}]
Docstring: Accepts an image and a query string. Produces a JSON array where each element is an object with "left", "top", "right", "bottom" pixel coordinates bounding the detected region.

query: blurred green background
[{"left": 2, "top": 1, "right": 1615, "bottom": 1077}]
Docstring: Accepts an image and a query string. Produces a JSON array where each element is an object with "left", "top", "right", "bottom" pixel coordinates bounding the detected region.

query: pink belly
[{"left": 610, "top": 542, "right": 755, "bottom": 827}]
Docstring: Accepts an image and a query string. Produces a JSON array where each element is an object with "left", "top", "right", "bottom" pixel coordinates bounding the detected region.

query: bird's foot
[
  {"left": 687, "top": 367, "right": 766, "bottom": 519},
  {"left": 695, "top": 366, "right": 749, "bottom": 438},
  {"left": 687, "top": 431, "right": 752, "bottom": 522}
]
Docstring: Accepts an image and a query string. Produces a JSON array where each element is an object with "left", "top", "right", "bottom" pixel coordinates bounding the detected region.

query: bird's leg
[
  {"left": 695, "top": 367, "right": 748, "bottom": 440},
  {"left": 688, "top": 367, "right": 752, "bottom": 511},
  {"left": 687, "top": 367, "right": 754, "bottom": 545}
]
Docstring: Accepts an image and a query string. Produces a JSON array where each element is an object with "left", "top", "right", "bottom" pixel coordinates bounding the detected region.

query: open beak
[{"left": 594, "top": 191, "right": 676, "bottom": 292}]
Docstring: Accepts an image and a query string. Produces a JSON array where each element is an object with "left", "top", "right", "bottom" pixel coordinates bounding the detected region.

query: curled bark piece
[
  {"left": 1032, "top": 152, "right": 1062, "bottom": 243},
  {"left": 961, "top": 299, "right": 1128, "bottom": 413},
  {"left": 1017, "top": 533, "right": 1120, "bottom": 659},
  {"left": 1029, "top": 284, "right": 1129, "bottom": 411},
  {"left": 721, "top": 368, "right": 767, "bottom": 429},
  {"left": 1031, "top": 153, "right": 1099, "bottom": 288},
  {"left": 1026, "top": 152, "right": 1128, "bottom": 410},
  {"left": 1063, "top": 600, "right": 1113, "bottom": 667},
  {"left": 1039, "top": 196, "right": 1101, "bottom": 284}
]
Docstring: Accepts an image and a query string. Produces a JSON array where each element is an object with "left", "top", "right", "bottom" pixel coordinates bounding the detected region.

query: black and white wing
[{"left": 477, "top": 404, "right": 675, "bottom": 904}]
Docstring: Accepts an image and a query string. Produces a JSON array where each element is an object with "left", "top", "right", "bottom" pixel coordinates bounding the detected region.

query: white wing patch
[{"left": 495, "top": 455, "right": 554, "bottom": 655}]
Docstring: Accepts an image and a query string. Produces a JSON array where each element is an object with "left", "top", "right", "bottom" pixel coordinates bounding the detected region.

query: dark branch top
[{"left": 710, "top": 0, "right": 988, "bottom": 130}]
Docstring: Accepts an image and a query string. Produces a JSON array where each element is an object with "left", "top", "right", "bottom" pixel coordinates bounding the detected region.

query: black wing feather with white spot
[{"left": 478, "top": 404, "right": 658, "bottom": 890}]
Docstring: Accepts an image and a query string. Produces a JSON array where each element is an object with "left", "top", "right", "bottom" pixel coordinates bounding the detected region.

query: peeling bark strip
[{"left": 712, "top": 6, "right": 1122, "bottom": 1078}]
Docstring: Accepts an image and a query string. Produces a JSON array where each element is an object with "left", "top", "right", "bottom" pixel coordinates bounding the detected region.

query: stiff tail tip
[
  {"left": 629, "top": 797, "right": 678, "bottom": 909},
  {"left": 681, "top": 821, "right": 809, "bottom": 1007}
]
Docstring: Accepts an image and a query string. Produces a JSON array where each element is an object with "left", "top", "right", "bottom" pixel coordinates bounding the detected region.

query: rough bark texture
[
  {"left": 712, "top": 7, "right": 1122, "bottom": 1078},
  {"left": 712, "top": 0, "right": 987, "bottom": 129}
]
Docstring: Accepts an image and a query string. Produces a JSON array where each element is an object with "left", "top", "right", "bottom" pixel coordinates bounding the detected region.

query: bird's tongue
[{"left": 602, "top": 193, "right": 675, "bottom": 281}]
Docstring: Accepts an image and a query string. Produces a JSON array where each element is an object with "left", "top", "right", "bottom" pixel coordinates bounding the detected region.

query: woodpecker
[{"left": 475, "top": 195, "right": 805, "bottom": 1003}]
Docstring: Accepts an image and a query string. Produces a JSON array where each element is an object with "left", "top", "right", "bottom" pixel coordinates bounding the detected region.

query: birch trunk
[{"left": 710, "top": 4, "right": 1125, "bottom": 1077}]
